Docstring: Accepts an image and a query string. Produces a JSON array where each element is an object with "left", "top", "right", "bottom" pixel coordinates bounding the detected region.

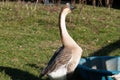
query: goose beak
[
  {"left": 66, "top": 3, "right": 76, "bottom": 10},
  {"left": 70, "top": 6, "right": 76, "bottom": 10}
]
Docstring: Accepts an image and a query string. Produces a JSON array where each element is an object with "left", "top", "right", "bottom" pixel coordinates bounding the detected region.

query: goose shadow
[
  {"left": 86, "top": 39, "right": 120, "bottom": 70},
  {"left": 90, "top": 39, "right": 120, "bottom": 56},
  {"left": 0, "top": 66, "right": 39, "bottom": 80},
  {"left": 25, "top": 64, "right": 50, "bottom": 80}
]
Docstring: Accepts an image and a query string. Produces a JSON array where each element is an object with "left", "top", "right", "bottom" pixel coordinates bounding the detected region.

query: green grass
[{"left": 0, "top": 2, "right": 120, "bottom": 80}]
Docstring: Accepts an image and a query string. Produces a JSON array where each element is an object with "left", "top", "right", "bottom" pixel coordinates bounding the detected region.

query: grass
[{"left": 0, "top": 2, "right": 120, "bottom": 80}]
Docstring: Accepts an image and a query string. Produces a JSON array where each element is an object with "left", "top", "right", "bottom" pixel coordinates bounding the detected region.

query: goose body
[{"left": 40, "top": 3, "right": 83, "bottom": 80}]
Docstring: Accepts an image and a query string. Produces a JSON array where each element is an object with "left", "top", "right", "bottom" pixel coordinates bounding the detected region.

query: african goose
[{"left": 40, "top": 3, "right": 83, "bottom": 80}]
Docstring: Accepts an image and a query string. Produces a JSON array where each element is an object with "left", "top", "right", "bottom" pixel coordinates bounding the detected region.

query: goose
[{"left": 40, "top": 3, "right": 83, "bottom": 80}]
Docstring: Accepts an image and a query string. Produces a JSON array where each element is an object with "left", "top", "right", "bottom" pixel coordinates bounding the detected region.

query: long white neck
[{"left": 59, "top": 10, "right": 78, "bottom": 47}]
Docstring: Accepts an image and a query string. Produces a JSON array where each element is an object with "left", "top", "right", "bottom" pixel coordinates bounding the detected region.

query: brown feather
[{"left": 41, "top": 46, "right": 72, "bottom": 77}]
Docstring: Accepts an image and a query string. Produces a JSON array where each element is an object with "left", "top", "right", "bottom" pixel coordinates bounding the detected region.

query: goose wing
[{"left": 40, "top": 46, "right": 72, "bottom": 77}]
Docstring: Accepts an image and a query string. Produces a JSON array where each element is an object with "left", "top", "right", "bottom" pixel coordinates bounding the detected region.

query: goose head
[{"left": 61, "top": 3, "right": 76, "bottom": 15}]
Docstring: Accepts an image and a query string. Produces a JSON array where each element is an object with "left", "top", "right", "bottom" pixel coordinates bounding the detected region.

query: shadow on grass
[
  {"left": 0, "top": 66, "right": 39, "bottom": 80},
  {"left": 89, "top": 39, "right": 120, "bottom": 56},
  {"left": 25, "top": 64, "right": 50, "bottom": 80},
  {"left": 86, "top": 40, "right": 120, "bottom": 69}
]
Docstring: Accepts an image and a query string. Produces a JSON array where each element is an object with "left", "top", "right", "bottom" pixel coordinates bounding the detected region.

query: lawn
[{"left": 0, "top": 2, "right": 120, "bottom": 80}]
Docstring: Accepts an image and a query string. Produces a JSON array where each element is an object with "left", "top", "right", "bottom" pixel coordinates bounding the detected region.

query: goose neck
[{"left": 59, "top": 12, "right": 77, "bottom": 47}]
